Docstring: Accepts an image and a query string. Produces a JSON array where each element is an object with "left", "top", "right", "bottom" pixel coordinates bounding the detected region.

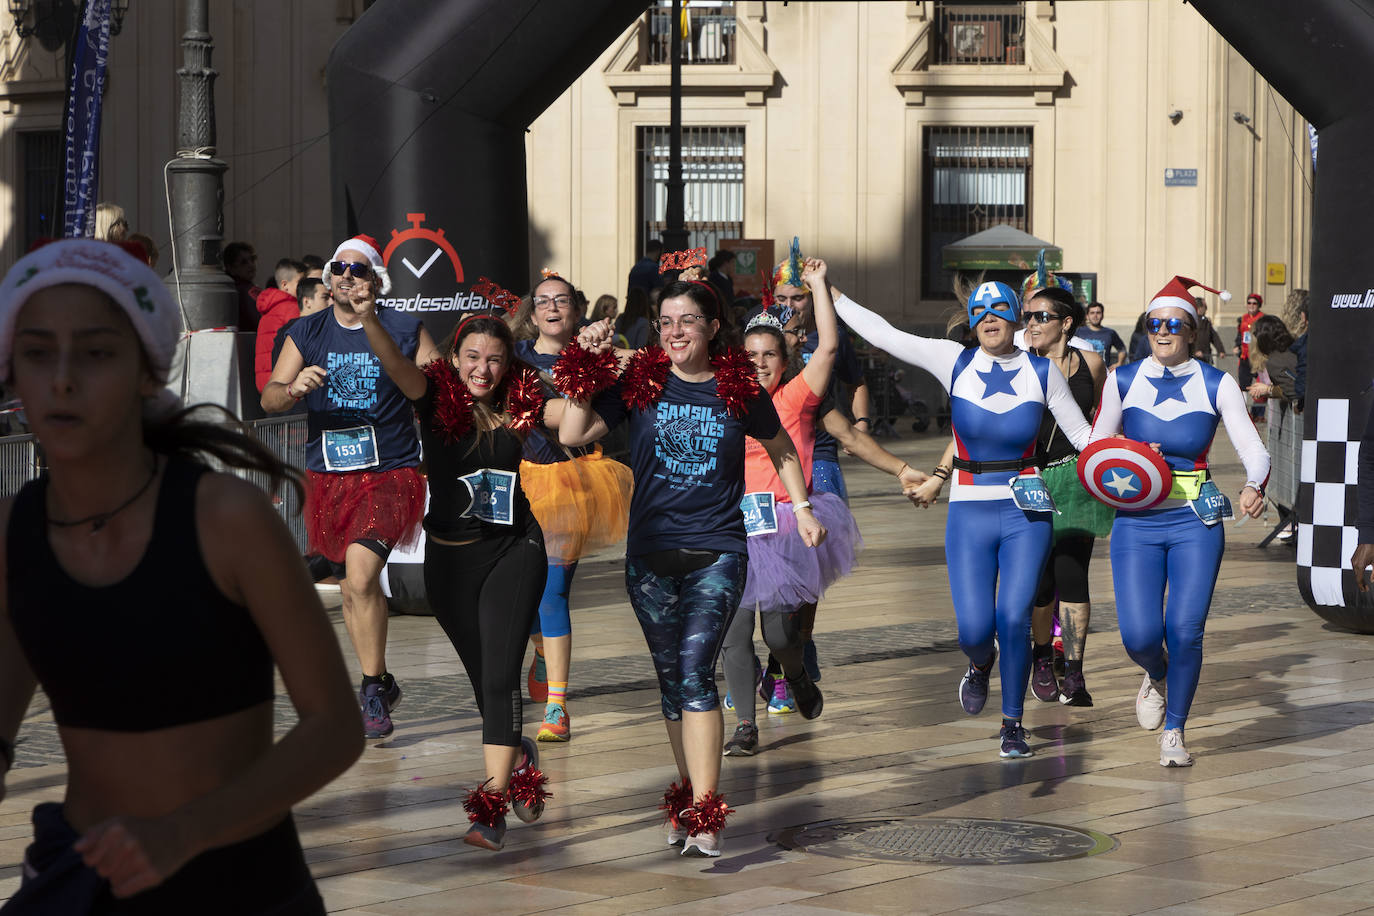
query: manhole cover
[{"left": 770, "top": 816, "right": 1117, "bottom": 865}]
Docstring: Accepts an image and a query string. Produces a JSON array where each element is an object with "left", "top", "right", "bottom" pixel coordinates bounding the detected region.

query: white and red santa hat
[
  {"left": 1147, "top": 276, "right": 1231, "bottom": 322},
  {"left": 325, "top": 233, "right": 391, "bottom": 295}
]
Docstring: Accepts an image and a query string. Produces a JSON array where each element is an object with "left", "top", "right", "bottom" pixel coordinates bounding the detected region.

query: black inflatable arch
[{"left": 1192, "top": 0, "right": 1374, "bottom": 630}]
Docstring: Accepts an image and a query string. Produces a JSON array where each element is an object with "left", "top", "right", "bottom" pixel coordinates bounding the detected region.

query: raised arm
[
  {"left": 349, "top": 284, "right": 429, "bottom": 401},
  {"left": 799, "top": 259, "right": 837, "bottom": 397},
  {"left": 830, "top": 289, "right": 961, "bottom": 389}
]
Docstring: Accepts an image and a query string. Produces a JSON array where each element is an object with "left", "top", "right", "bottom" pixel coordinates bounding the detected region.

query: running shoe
[
  {"left": 767, "top": 679, "right": 796, "bottom": 715},
  {"left": 527, "top": 651, "right": 548, "bottom": 704},
  {"left": 360, "top": 682, "right": 393, "bottom": 739},
  {"left": 536, "top": 703, "right": 570, "bottom": 742},
  {"left": 758, "top": 655, "right": 779, "bottom": 704},
  {"left": 1159, "top": 727, "right": 1193, "bottom": 767},
  {"left": 382, "top": 674, "right": 403, "bottom": 713},
  {"left": 681, "top": 831, "right": 721, "bottom": 858},
  {"left": 786, "top": 671, "right": 824, "bottom": 720},
  {"left": 723, "top": 720, "right": 759, "bottom": 757},
  {"left": 723, "top": 691, "right": 734, "bottom": 712},
  {"left": 1058, "top": 669, "right": 1094, "bottom": 707},
  {"left": 509, "top": 736, "right": 548, "bottom": 823},
  {"left": 998, "top": 721, "right": 1033, "bottom": 758},
  {"left": 1136, "top": 673, "right": 1167, "bottom": 731},
  {"left": 667, "top": 820, "right": 689, "bottom": 848},
  {"left": 803, "top": 639, "right": 822, "bottom": 683},
  {"left": 958, "top": 646, "right": 996, "bottom": 716},
  {"left": 464, "top": 817, "right": 507, "bottom": 851},
  {"left": 1030, "top": 647, "right": 1059, "bottom": 703}
]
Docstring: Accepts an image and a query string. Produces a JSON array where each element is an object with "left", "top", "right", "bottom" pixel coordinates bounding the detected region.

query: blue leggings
[
  {"left": 1110, "top": 506, "right": 1223, "bottom": 729},
  {"left": 529, "top": 561, "right": 577, "bottom": 639},
  {"left": 946, "top": 499, "right": 1052, "bottom": 719},
  {"left": 626, "top": 551, "right": 747, "bottom": 721}
]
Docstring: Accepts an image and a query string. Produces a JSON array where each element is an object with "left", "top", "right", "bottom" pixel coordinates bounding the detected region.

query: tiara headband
[
  {"left": 745, "top": 311, "right": 786, "bottom": 334},
  {"left": 659, "top": 247, "right": 708, "bottom": 274}
]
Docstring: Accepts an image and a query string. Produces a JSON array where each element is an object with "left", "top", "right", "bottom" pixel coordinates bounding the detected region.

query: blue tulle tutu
[{"left": 739, "top": 491, "right": 863, "bottom": 613}]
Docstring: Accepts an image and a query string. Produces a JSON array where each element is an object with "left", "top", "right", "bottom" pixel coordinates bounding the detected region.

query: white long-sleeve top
[
  {"left": 1089, "top": 356, "right": 1270, "bottom": 510},
  {"left": 835, "top": 294, "right": 1091, "bottom": 502}
]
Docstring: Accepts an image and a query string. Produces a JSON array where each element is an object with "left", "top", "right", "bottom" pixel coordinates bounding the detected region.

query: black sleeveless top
[
  {"left": 1037, "top": 352, "right": 1096, "bottom": 464},
  {"left": 6, "top": 459, "right": 274, "bottom": 731}
]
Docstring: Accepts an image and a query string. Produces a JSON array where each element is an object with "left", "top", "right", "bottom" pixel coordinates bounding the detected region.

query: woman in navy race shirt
[{"left": 557, "top": 278, "right": 823, "bottom": 858}]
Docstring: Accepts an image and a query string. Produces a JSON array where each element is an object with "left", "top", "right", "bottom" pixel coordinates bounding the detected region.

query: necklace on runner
[{"left": 47, "top": 457, "right": 159, "bottom": 534}]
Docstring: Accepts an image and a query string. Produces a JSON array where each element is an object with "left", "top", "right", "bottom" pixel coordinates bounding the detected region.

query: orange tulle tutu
[{"left": 521, "top": 448, "right": 633, "bottom": 562}]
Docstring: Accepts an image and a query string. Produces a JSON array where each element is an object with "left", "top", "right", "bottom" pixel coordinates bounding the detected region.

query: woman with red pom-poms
[
  {"left": 556, "top": 270, "right": 825, "bottom": 858},
  {"left": 356, "top": 300, "right": 551, "bottom": 852}
]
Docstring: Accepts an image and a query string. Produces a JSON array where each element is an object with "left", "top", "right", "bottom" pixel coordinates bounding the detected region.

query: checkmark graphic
[{"left": 402, "top": 249, "right": 443, "bottom": 278}]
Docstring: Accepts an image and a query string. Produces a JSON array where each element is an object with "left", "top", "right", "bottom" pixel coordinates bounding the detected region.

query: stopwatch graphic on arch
[{"left": 382, "top": 212, "right": 464, "bottom": 283}]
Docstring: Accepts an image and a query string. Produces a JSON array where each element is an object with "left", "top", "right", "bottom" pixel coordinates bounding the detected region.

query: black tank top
[
  {"left": 1037, "top": 352, "right": 1095, "bottom": 464},
  {"left": 7, "top": 459, "right": 274, "bottom": 731}
]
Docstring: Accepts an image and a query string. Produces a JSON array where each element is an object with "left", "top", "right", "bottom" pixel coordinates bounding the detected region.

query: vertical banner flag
[{"left": 62, "top": 0, "right": 113, "bottom": 238}]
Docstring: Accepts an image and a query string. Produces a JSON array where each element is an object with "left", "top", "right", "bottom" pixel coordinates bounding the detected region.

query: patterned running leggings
[{"left": 625, "top": 551, "right": 747, "bottom": 721}]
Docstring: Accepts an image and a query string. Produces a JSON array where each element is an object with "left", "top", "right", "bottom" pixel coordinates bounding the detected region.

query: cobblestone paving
[{"left": 7, "top": 576, "right": 1302, "bottom": 769}]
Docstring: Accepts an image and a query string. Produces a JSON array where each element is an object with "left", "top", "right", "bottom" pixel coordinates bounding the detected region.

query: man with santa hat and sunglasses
[
  {"left": 1087, "top": 276, "right": 1268, "bottom": 768},
  {"left": 263, "top": 234, "right": 441, "bottom": 740}
]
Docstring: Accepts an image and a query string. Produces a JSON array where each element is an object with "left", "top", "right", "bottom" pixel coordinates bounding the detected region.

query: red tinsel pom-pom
[
  {"left": 423, "top": 360, "right": 475, "bottom": 443},
  {"left": 504, "top": 364, "right": 546, "bottom": 432},
  {"left": 623, "top": 347, "right": 672, "bottom": 413},
  {"left": 552, "top": 344, "right": 619, "bottom": 402},
  {"left": 463, "top": 780, "right": 509, "bottom": 828},
  {"left": 507, "top": 765, "right": 552, "bottom": 809},
  {"left": 685, "top": 790, "right": 734, "bottom": 836},
  {"left": 660, "top": 780, "right": 694, "bottom": 828},
  {"left": 710, "top": 347, "right": 762, "bottom": 418}
]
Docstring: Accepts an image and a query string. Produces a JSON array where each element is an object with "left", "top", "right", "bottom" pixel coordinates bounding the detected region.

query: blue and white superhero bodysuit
[
  {"left": 1089, "top": 357, "right": 1268, "bottom": 729},
  {"left": 835, "top": 291, "right": 1091, "bottom": 719}
]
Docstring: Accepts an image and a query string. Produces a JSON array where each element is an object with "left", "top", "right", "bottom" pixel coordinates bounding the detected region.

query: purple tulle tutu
[{"left": 740, "top": 491, "right": 863, "bottom": 613}]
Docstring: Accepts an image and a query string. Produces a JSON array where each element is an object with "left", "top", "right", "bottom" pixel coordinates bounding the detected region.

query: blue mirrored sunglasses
[{"left": 1146, "top": 316, "right": 1188, "bottom": 335}]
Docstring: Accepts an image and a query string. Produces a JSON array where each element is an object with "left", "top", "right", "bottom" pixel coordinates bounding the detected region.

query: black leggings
[
  {"left": 424, "top": 534, "right": 547, "bottom": 746},
  {"left": 1034, "top": 535, "right": 1095, "bottom": 607},
  {"left": 720, "top": 609, "right": 804, "bottom": 723}
]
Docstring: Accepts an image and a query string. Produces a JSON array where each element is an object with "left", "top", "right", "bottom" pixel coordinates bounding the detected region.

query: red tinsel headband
[
  {"left": 659, "top": 247, "right": 708, "bottom": 274},
  {"left": 452, "top": 311, "right": 506, "bottom": 348},
  {"left": 470, "top": 277, "right": 522, "bottom": 317}
]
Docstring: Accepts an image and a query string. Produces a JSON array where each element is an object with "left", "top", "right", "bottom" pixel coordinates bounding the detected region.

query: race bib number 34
[
  {"left": 460, "top": 469, "right": 517, "bottom": 525},
  {"left": 322, "top": 426, "right": 380, "bottom": 471},
  {"left": 740, "top": 491, "right": 779, "bottom": 537}
]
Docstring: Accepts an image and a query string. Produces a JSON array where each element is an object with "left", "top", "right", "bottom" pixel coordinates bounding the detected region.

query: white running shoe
[
  {"left": 1136, "top": 674, "right": 1167, "bottom": 731},
  {"left": 681, "top": 830, "right": 722, "bottom": 857},
  {"left": 1159, "top": 727, "right": 1193, "bottom": 767}
]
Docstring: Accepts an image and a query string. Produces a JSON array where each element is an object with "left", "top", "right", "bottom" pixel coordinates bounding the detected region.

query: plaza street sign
[{"left": 1165, "top": 168, "right": 1198, "bottom": 186}]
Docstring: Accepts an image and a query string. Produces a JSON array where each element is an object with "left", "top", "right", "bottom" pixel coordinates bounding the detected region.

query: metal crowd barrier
[
  {"left": 1260, "top": 399, "right": 1303, "bottom": 547},
  {"left": 0, "top": 416, "right": 311, "bottom": 552}
]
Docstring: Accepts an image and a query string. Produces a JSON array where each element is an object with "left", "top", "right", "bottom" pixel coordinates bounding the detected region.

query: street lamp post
[{"left": 662, "top": 0, "right": 689, "bottom": 255}]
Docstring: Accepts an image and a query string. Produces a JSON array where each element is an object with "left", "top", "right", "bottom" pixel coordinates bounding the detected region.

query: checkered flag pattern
[{"left": 1297, "top": 397, "right": 1364, "bottom": 607}]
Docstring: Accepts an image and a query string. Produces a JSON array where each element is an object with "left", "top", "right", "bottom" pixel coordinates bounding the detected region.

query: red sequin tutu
[{"left": 305, "top": 467, "right": 425, "bottom": 563}]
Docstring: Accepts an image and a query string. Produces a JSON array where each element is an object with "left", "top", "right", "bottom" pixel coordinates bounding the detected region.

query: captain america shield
[{"left": 1076, "top": 438, "right": 1172, "bottom": 511}]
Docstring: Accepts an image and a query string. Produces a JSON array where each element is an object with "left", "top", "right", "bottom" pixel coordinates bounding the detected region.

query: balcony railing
[
  {"left": 645, "top": 1, "right": 737, "bottom": 66},
  {"left": 932, "top": 2, "right": 1025, "bottom": 66}
]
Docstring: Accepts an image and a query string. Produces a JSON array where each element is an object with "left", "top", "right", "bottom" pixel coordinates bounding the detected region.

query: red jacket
[
  {"left": 254, "top": 288, "right": 300, "bottom": 392},
  {"left": 1238, "top": 309, "right": 1263, "bottom": 361}
]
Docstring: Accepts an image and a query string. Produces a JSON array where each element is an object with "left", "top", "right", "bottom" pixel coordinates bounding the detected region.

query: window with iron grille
[
  {"left": 933, "top": 2, "right": 1025, "bottom": 66},
  {"left": 923, "top": 126, "right": 1032, "bottom": 299},
  {"left": 646, "top": 1, "right": 736, "bottom": 65},
  {"left": 637, "top": 126, "right": 745, "bottom": 256},
  {"left": 20, "top": 131, "right": 62, "bottom": 251}
]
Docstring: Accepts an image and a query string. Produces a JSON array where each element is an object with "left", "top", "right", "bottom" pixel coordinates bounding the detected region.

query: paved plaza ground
[{"left": 5, "top": 424, "right": 1374, "bottom": 914}]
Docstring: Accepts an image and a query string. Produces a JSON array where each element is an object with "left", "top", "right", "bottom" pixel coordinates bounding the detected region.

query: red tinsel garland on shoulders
[
  {"left": 621, "top": 345, "right": 760, "bottom": 418},
  {"left": 421, "top": 361, "right": 545, "bottom": 443}
]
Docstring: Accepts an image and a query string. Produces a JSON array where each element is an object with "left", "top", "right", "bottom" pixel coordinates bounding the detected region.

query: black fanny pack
[
  {"left": 951, "top": 456, "right": 1038, "bottom": 475},
  {"left": 638, "top": 548, "right": 721, "bottom": 578}
]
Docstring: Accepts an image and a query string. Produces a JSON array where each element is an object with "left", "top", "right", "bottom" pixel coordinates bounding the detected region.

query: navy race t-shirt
[
  {"left": 287, "top": 307, "right": 423, "bottom": 473},
  {"left": 803, "top": 322, "right": 864, "bottom": 463},
  {"left": 515, "top": 339, "right": 596, "bottom": 465},
  {"left": 595, "top": 369, "right": 781, "bottom": 555}
]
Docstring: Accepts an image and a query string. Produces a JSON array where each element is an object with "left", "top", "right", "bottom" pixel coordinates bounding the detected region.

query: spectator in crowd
[
  {"left": 591, "top": 294, "right": 618, "bottom": 324},
  {"left": 627, "top": 238, "right": 665, "bottom": 296},
  {"left": 1234, "top": 293, "right": 1265, "bottom": 419},
  {"left": 93, "top": 202, "right": 128, "bottom": 242},
  {"left": 1127, "top": 312, "right": 1152, "bottom": 362},
  {"left": 271, "top": 277, "right": 329, "bottom": 374},
  {"left": 709, "top": 250, "right": 736, "bottom": 305},
  {"left": 223, "top": 242, "right": 261, "bottom": 331},
  {"left": 254, "top": 259, "right": 308, "bottom": 392},
  {"left": 1191, "top": 297, "right": 1227, "bottom": 363},
  {"left": 127, "top": 232, "right": 159, "bottom": 271},
  {"left": 302, "top": 254, "right": 326, "bottom": 279},
  {"left": 1282, "top": 288, "right": 1309, "bottom": 334},
  {"left": 1248, "top": 315, "right": 1306, "bottom": 413},
  {"left": 1074, "top": 301, "right": 1127, "bottom": 365},
  {"left": 615, "top": 287, "right": 653, "bottom": 349}
]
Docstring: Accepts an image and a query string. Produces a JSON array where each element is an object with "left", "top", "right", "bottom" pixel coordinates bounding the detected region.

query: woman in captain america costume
[
  {"left": 1087, "top": 276, "right": 1267, "bottom": 767},
  {"left": 834, "top": 281, "right": 1092, "bottom": 759}
]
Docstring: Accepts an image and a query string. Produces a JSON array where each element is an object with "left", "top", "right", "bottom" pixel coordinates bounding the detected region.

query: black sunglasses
[
  {"left": 1025, "top": 310, "right": 1064, "bottom": 324},
  {"left": 1146, "top": 316, "right": 1189, "bottom": 335},
  {"left": 329, "top": 260, "right": 373, "bottom": 279}
]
